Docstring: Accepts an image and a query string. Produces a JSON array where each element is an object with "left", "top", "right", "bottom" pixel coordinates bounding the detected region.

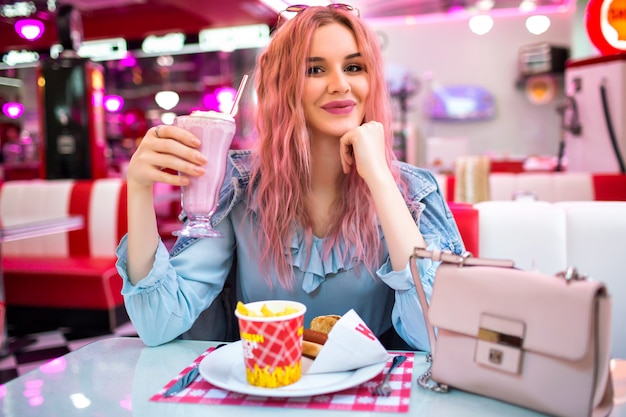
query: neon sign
[{"left": 586, "top": 0, "right": 626, "bottom": 55}]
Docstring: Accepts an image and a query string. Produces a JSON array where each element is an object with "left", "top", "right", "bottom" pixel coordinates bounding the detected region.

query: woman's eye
[
  {"left": 306, "top": 66, "right": 323, "bottom": 75},
  {"left": 345, "top": 64, "right": 363, "bottom": 73}
]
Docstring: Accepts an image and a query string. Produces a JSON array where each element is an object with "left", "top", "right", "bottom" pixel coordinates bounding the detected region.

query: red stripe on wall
[
  {"left": 117, "top": 181, "right": 128, "bottom": 242},
  {"left": 68, "top": 180, "right": 93, "bottom": 257},
  {"left": 592, "top": 174, "right": 626, "bottom": 201},
  {"left": 446, "top": 176, "right": 456, "bottom": 202}
]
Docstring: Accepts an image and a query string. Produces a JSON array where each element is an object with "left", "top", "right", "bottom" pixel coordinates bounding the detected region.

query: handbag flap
[{"left": 428, "top": 263, "right": 607, "bottom": 361}]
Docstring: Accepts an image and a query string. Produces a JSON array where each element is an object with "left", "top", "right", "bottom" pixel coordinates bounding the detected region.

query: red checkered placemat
[{"left": 151, "top": 349, "right": 414, "bottom": 412}]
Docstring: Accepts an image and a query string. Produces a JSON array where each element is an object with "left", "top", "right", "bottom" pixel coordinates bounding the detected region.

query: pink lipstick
[{"left": 321, "top": 100, "right": 356, "bottom": 115}]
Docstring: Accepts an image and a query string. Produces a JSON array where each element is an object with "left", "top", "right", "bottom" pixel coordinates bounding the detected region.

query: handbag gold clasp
[
  {"left": 557, "top": 266, "right": 586, "bottom": 284},
  {"left": 475, "top": 315, "right": 525, "bottom": 375}
]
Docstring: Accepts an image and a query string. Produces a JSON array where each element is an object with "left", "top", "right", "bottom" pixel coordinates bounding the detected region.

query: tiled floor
[{"left": 0, "top": 321, "right": 138, "bottom": 385}]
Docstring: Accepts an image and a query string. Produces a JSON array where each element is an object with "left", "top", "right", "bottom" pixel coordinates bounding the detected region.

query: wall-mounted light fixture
[
  {"left": 14, "top": 19, "right": 44, "bottom": 41},
  {"left": 2, "top": 102, "right": 24, "bottom": 119},
  {"left": 104, "top": 95, "right": 124, "bottom": 113}
]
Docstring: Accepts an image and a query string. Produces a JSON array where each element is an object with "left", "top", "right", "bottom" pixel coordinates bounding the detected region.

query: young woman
[{"left": 116, "top": 4, "right": 464, "bottom": 350}]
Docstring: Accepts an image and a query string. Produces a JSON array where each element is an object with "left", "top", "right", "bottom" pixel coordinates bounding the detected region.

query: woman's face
[{"left": 302, "top": 22, "right": 369, "bottom": 139}]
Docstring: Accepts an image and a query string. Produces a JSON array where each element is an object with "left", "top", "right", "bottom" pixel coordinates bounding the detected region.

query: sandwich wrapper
[{"left": 305, "top": 309, "right": 391, "bottom": 374}]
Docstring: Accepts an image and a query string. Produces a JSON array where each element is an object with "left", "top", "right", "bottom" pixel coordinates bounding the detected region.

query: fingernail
[
  {"left": 197, "top": 154, "right": 208, "bottom": 163},
  {"left": 193, "top": 166, "right": 205, "bottom": 174}
]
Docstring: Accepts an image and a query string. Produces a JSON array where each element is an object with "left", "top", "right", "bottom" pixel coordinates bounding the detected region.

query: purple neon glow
[
  {"left": 120, "top": 394, "right": 132, "bottom": 411},
  {"left": 104, "top": 95, "right": 124, "bottom": 112},
  {"left": 124, "top": 111, "right": 138, "bottom": 125},
  {"left": 23, "top": 379, "right": 45, "bottom": 407},
  {"left": 40, "top": 357, "right": 66, "bottom": 374},
  {"left": 2, "top": 102, "right": 24, "bottom": 118},
  {"left": 119, "top": 52, "right": 137, "bottom": 67},
  {"left": 202, "top": 92, "right": 218, "bottom": 110},
  {"left": 15, "top": 19, "right": 44, "bottom": 41}
]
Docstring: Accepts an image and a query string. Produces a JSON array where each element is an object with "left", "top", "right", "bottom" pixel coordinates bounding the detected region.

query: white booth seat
[
  {"left": 474, "top": 201, "right": 567, "bottom": 274},
  {"left": 474, "top": 200, "right": 626, "bottom": 359},
  {"left": 488, "top": 173, "right": 595, "bottom": 202}
]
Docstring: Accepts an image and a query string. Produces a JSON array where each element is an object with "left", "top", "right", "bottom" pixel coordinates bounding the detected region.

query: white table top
[
  {"left": 0, "top": 337, "right": 624, "bottom": 417},
  {"left": 0, "top": 215, "right": 84, "bottom": 242}
]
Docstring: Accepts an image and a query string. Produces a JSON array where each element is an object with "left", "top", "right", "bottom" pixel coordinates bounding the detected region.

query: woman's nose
[{"left": 328, "top": 70, "right": 350, "bottom": 93}]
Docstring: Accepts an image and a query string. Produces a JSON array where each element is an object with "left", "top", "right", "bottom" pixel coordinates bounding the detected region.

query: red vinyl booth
[
  {"left": 443, "top": 172, "right": 626, "bottom": 202},
  {"left": 0, "top": 179, "right": 127, "bottom": 332},
  {"left": 448, "top": 202, "right": 479, "bottom": 256}
]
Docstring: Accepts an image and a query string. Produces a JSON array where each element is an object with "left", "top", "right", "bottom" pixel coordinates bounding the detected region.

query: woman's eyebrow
[{"left": 307, "top": 52, "right": 362, "bottom": 63}]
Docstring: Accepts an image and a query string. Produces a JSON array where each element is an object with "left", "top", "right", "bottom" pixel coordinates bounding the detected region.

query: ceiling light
[
  {"left": 476, "top": 0, "right": 495, "bottom": 11},
  {"left": 156, "top": 55, "right": 174, "bottom": 67},
  {"left": 519, "top": 0, "right": 537, "bottom": 13},
  {"left": 469, "top": 15, "right": 494, "bottom": 35},
  {"left": 14, "top": 19, "right": 44, "bottom": 41},
  {"left": 526, "top": 15, "right": 551, "bottom": 35},
  {"left": 155, "top": 90, "right": 179, "bottom": 110}
]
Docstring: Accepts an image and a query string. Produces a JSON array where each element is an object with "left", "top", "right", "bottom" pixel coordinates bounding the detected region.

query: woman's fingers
[
  {"left": 339, "top": 121, "right": 387, "bottom": 178},
  {"left": 126, "top": 126, "right": 207, "bottom": 187},
  {"left": 151, "top": 125, "right": 201, "bottom": 148},
  {"left": 339, "top": 140, "right": 355, "bottom": 174}
]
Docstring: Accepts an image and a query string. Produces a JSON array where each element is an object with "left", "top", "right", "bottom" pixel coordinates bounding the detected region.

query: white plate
[{"left": 198, "top": 341, "right": 386, "bottom": 397}]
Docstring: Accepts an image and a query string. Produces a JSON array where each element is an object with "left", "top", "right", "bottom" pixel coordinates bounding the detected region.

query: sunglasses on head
[{"left": 275, "top": 3, "right": 360, "bottom": 30}]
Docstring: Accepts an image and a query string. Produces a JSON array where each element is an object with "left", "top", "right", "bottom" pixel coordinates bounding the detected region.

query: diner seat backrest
[
  {"left": 488, "top": 173, "right": 594, "bottom": 202},
  {"left": 555, "top": 201, "right": 626, "bottom": 359},
  {"left": 488, "top": 173, "right": 519, "bottom": 201},
  {"left": 0, "top": 178, "right": 127, "bottom": 258},
  {"left": 474, "top": 200, "right": 567, "bottom": 274},
  {"left": 550, "top": 173, "right": 595, "bottom": 201}
]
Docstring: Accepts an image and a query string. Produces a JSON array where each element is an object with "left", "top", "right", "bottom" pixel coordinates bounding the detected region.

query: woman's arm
[
  {"left": 117, "top": 223, "right": 235, "bottom": 346},
  {"left": 365, "top": 169, "right": 426, "bottom": 270},
  {"left": 379, "top": 183, "right": 465, "bottom": 350},
  {"left": 339, "top": 121, "right": 425, "bottom": 271},
  {"left": 125, "top": 125, "right": 207, "bottom": 284}
]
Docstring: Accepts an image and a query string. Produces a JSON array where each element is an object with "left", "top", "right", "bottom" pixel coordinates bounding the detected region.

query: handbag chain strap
[
  {"left": 416, "top": 353, "right": 449, "bottom": 393},
  {"left": 410, "top": 248, "right": 450, "bottom": 394}
]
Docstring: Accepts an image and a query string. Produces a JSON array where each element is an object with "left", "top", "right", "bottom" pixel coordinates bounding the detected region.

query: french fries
[{"left": 236, "top": 301, "right": 300, "bottom": 317}]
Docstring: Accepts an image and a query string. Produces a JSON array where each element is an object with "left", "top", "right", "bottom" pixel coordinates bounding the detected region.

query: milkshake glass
[{"left": 172, "top": 111, "right": 236, "bottom": 238}]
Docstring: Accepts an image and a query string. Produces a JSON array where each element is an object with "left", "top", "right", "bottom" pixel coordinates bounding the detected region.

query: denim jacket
[{"left": 116, "top": 150, "right": 464, "bottom": 349}]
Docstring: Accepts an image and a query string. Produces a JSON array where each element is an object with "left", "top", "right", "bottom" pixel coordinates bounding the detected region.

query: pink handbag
[{"left": 410, "top": 248, "right": 614, "bottom": 417}]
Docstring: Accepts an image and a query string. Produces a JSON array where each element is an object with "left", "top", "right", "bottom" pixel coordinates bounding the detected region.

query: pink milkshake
[{"left": 173, "top": 111, "right": 236, "bottom": 238}]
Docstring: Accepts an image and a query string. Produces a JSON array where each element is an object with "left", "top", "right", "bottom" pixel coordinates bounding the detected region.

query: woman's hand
[
  {"left": 126, "top": 125, "right": 208, "bottom": 189},
  {"left": 338, "top": 121, "right": 392, "bottom": 185},
  {"left": 340, "top": 121, "right": 426, "bottom": 270}
]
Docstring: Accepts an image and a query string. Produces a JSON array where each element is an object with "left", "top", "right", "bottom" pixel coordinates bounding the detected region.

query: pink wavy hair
[{"left": 250, "top": 6, "right": 408, "bottom": 289}]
